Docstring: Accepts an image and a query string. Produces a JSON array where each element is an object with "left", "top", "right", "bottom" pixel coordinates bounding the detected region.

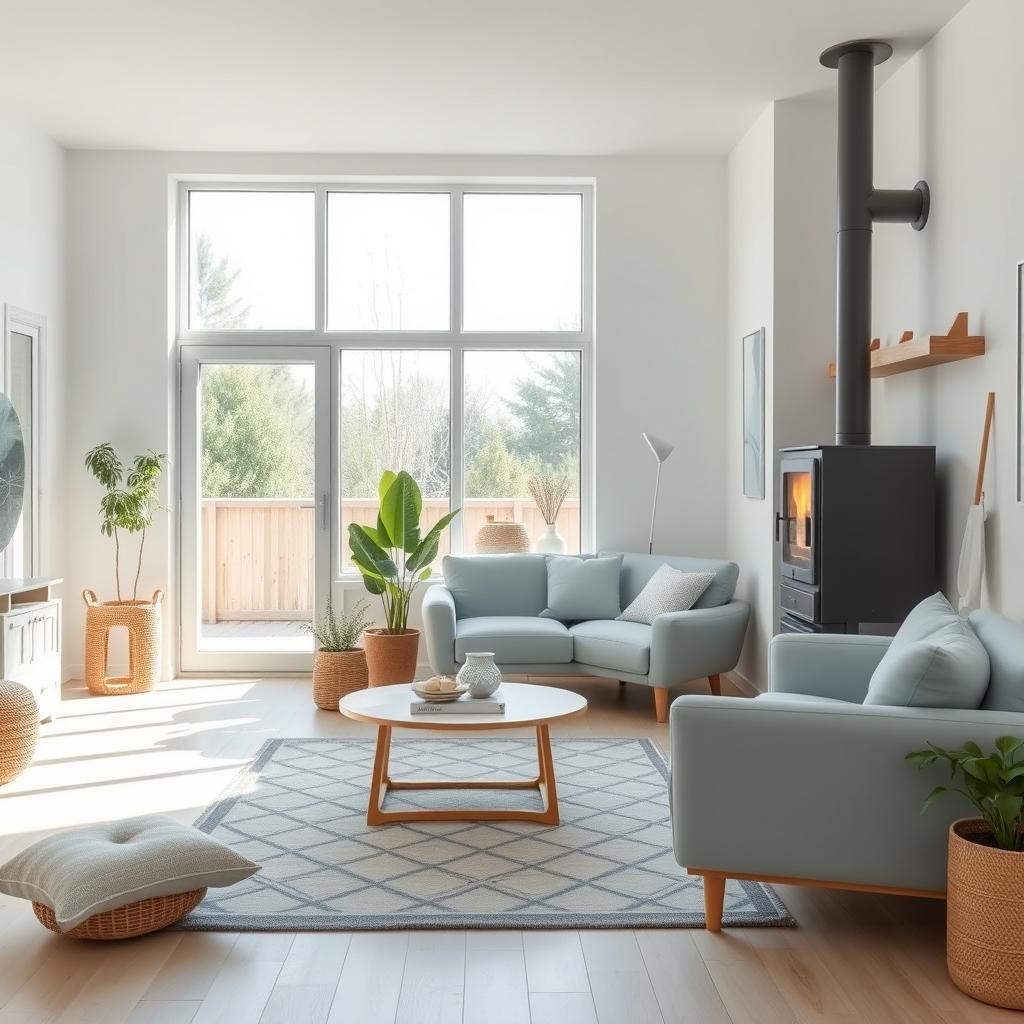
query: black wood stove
[{"left": 777, "top": 39, "right": 937, "bottom": 635}]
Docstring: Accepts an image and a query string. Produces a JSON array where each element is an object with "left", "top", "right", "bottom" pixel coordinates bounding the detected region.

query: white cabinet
[{"left": 0, "top": 578, "right": 61, "bottom": 721}]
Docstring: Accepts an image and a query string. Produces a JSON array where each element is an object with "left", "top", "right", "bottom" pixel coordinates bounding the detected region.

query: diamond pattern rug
[{"left": 183, "top": 737, "right": 793, "bottom": 930}]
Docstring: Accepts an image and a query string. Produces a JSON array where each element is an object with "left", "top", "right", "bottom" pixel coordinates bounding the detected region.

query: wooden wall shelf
[{"left": 826, "top": 312, "right": 985, "bottom": 380}]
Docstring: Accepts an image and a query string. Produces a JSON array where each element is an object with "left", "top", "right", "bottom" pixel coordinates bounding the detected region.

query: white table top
[{"left": 339, "top": 682, "right": 588, "bottom": 730}]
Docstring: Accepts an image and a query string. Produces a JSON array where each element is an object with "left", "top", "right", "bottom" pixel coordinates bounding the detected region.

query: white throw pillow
[
  {"left": 617, "top": 565, "right": 716, "bottom": 625},
  {"left": 0, "top": 814, "right": 259, "bottom": 931},
  {"left": 863, "top": 592, "right": 990, "bottom": 709}
]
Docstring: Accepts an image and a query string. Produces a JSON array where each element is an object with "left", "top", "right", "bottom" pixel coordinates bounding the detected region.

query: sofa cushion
[
  {"left": 754, "top": 692, "right": 854, "bottom": 706},
  {"left": 864, "top": 592, "right": 990, "bottom": 709},
  {"left": 443, "top": 554, "right": 548, "bottom": 618},
  {"left": 608, "top": 552, "right": 738, "bottom": 610},
  {"left": 456, "top": 616, "right": 573, "bottom": 665},
  {"left": 541, "top": 555, "right": 622, "bottom": 622},
  {"left": 970, "top": 609, "right": 1024, "bottom": 713},
  {"left": 618, "top": 564, "right": 715, "bottom": 624},
  {"left": 570, "top": 619, "right": 651, "bottom": 675}
]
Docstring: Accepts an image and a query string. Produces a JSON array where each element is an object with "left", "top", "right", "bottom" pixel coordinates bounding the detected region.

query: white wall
[
  {"left": 873, "top": 0, "right": 1024, "bottom": 618},
  {"left": 64, "top": 152, "right": 727, "bottom": 678},
  {"left": 0, "top": 116, "right": 66, "bottom": 585},
  {"left": 726, "top": 98, "right": 836, "bottom": 690}
]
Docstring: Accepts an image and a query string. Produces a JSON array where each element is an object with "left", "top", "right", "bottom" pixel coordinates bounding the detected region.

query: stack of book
[{"left": 410, "top": 692, "right": 506, "bottom": 715}]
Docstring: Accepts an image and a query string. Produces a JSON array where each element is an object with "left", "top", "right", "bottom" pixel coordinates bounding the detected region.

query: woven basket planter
[
  {"left": 33, "top": 888, "right": 206, "bottom": 940},
  {"left": 84, "top": 589, "right": 163, "bottom": 696},
  {"left": 947, "top": 818, "right": 1024, "bottom": 1010},
  {"left": 475, "top": 517, "right": 529, "bottom": 554},
  {"left": 363, "top": 629, "right": 419, "bottom": 686},
  {"left": 313, "top": 648, "right": 369, "bottom": 710},
  {"left": 0, "top": 681, "right": 39, "bottom": 786}
]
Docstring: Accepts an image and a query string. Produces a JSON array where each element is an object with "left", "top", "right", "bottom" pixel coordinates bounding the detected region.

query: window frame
[{"left": 176, "top": 180, "right": 594, "bottom": 580}]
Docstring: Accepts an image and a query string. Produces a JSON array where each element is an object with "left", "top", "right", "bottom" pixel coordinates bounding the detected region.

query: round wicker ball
[{"left": 0, "top": 680, "right": 39, "bottom": 786}]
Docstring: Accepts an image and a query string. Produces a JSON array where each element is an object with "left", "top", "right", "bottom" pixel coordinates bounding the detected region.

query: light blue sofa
[
  {"left": 421, "top": 552, "right": 750, "bottom": 721},
  {"left": 669, "top": 609, "right": 1024, "bottom": 929}
]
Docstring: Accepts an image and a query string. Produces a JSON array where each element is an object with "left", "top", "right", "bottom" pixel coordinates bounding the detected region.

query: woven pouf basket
[
  {"left": 947, "top": 818, "right": 1024, "bottom": 1010},
  {"left": 313, "top": 649, "right": 369, "bottom": 710},
  {"left": 83, "top": 589, "right": 163, "bottom": 696},
  {"left": 0, "top": 680, "right": 39, "bottom": 786},
  {"left": 33, "top": 888, "right": 206, "bottom": 940},
  {"left": 475, "top": 517, "right": 529, "bottom": 554}
]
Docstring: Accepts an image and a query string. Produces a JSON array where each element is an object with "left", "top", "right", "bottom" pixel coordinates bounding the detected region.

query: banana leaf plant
[{"left": 348, "top": 470, "right": 460, "bottom": 633}]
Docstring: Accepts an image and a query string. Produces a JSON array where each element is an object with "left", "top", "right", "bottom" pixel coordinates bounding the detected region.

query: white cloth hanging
[{"left": 956, "top": 496, "right": 986, "bottom": 615}]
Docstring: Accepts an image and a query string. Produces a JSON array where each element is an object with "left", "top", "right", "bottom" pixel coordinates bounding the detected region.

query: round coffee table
[{"left": 339, "top": 682, "right": 587, "bottom": 826}]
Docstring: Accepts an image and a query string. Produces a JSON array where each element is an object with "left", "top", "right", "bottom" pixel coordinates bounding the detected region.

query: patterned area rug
[{"left": 184, "top": 737, "right": 793, "bottom": 930}]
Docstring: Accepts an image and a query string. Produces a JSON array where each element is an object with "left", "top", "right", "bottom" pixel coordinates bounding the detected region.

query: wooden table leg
[
  {"left": 535, "top": 724, "right": 560, "bottom": 826},
  {"left": 366, "top": 725, "right": 392, "bottom": 826}
]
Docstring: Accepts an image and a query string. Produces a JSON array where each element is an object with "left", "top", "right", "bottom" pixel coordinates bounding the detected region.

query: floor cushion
[
  {"left": 570, "top": 619, "right": 652, "bottom": 675},
  {"left": 455, "top": 616, "right": 573, "bottom": 664},
  {"left": 0, "top": 813, "right": 258, "bottom": 933}
]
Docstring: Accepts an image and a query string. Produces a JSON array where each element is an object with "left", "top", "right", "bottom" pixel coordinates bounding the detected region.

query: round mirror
[{"left": 0, "top": 394, "right": 25, "bottom": 555}]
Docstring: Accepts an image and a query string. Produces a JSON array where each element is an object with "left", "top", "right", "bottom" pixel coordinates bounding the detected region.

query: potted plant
[
  {"left": 348, "top": 470, "right": 459, "bottom": 686},
  {"left": 83, "top": 443, "right": 168, "bottom": 695},
  {"left": 907, "top": 737, "right": 1024, "bottom": 1009},
  {"left": 306, "top": 595, "right": 373, "bottom": 710},
  {"left": 527, "top": 469, "right": 570, "bottom": 554}
]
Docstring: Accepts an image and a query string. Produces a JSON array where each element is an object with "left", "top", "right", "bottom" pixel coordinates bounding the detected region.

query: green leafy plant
[
  {"left": 348, "top": 470, "right": 460, "bottom": 632},
  {"left": 906, "top": 737, "right": 1024, "bottom": 851},
  {"left": 305, "top": 595, "right": 373, "bottom": 652},
  {"left": 84, "top": 443, "right": 168, "bottom": 602}
]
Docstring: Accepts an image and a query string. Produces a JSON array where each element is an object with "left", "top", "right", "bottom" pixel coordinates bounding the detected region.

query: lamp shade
[{"left": 642, "top": 432, "right": 674, "bottom": 464}]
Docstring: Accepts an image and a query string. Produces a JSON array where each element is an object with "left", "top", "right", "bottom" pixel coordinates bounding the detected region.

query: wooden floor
[{"left": 0, "top": 675, "right": 1016, "bottom": 1024}]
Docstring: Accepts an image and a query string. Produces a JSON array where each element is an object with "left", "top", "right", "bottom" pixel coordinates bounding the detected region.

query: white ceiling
[{"left": 0, "top": 0, "right": 966, "bottom": 155}]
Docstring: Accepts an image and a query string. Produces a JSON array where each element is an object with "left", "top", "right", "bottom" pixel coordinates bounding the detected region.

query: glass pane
[
  {"left": 199, "top": 363, "right": 315, "bottom": 652},
  {"left": 189, "top": 191, "right": 314, "bottom": 330},
  {"left": 6, "top": 332, "right": 32, "bottom": 576},
  {"left": 783, "top": 470, "right": 813, "bottom": 572},
  {"left": 463, "top": 351, "right": 581, "bottom": 553},
  {"left": 463, "top": 193, "right": 583, "bottom": 332},
  {"left": 328, "top": 192, "right": 450, "bottom": 330},
  {"left": 340, "top": 350, "right": 451, "bottom": 571}
]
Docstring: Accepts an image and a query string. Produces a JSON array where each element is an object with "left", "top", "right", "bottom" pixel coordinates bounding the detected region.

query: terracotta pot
[
  {"left": 363, "top": 628, "right": 420, "bottom": 686},
  {"left": 83, "top": 589, "right": 163, "bottom": 695},
  {"left": 312, "top": 648, "right": 369, "bottom": 710},
  {"left": 947, "top": 818, "right": 1024, "bottom": 1010}
]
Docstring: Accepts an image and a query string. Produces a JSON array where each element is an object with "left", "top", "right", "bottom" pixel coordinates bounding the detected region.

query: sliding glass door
[{"left": 179, "top": 346, "right": 331, "bottom": 672}]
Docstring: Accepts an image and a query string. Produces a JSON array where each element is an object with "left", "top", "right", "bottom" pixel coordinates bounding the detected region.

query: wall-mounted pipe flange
[
  {"left": 819, "top": 39, "right": 893, "bottom": 69},
  {"left": 912, "top": 180, "right": 930, "bottom": 231}
]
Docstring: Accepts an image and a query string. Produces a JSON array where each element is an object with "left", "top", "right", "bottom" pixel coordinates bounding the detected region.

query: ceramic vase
[
  {"left": 457, "top": 651, "right": 502, "bottom": 698},
  {"left": 534, "top": 524, "right": 566, "bottom": 554}
]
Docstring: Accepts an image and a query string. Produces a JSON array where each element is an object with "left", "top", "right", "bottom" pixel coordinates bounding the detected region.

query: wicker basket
[
  {"left": 33, "top": 888, "right": 206, "bottom": 940},
  {"left": 947, "top": 818, "right": 1024, "bottom": 1010},
  {"left": 84, "top": 589, "right": 163, "bottom": 696},
  {"left": 475, "top": 517, "right": 529, "bottom": 554},
  {"left": 0, "top": 680, "right": 39, "bottom": 786},
  {"left": 313, "top": 648, "right": 369, "bottom": 710},
  {"left": 363, "top": 628, "right": 419, "bottom": 686}
]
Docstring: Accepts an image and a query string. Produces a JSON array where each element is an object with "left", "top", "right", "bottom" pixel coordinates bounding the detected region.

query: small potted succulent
[
  {"left": 907, "top": 737, "right": 1024, "bottom": 1009},
  {"left": 348, "top": 470, "right": 459, "bottom": 686},
  {"left": 306, "top": 595, "right": 374, "bottom": 710}
]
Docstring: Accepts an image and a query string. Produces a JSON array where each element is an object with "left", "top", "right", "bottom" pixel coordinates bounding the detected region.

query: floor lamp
[{"left": 643, "top": 432, "right": 674, "bottom": 555}]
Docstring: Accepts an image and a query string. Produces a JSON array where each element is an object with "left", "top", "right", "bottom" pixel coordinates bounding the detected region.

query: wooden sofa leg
[
  {"left": 653, "top": 687, "right": 669, "bottom": 723},
  {"left": 701, "top": 872, "right": 726, "bottom": 932},
  {"left": 708, "top": 673, "right": 721, "bottom": 696}
]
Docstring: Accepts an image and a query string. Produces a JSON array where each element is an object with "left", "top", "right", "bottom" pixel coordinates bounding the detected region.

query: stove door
[{"left": 778, "top": 458, "right": 817, "bottom": 585}]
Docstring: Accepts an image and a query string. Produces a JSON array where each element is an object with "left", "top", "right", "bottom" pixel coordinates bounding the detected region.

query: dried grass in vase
[{"left": 527, "top": 471, "right": 571, "bottom": 525}]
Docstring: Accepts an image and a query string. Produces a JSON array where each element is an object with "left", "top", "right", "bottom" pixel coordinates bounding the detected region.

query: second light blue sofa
[{"left": 421, "top": 551, "right": 750, "bottom": 721}]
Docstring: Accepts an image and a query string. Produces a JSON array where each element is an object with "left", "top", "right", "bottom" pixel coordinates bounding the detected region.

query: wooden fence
[{"left": 202, "top": 498, "right": 581, "bottom": 623}]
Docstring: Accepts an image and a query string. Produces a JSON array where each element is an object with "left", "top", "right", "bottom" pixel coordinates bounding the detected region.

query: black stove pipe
[{"left": 820, "top": 40, "right": 929, "bottom": 445}]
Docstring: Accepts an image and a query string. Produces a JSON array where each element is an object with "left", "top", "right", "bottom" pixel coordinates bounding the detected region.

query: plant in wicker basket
[
  {"left": 907, "top": 737, "right": 1024, "bottom": 1009},
  {"left": 83, "top": 443, "right": 167, "bottom": 696},
  {"left": 305, "top": 596, "right": 374, "bottom": 710}
]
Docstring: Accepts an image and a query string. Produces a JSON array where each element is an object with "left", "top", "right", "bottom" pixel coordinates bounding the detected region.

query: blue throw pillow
[
  {"left": 540, "top": 555, "right": 622, "bottom": 622},
  {"left": 863, "top": 592, "right": 990, "bottom": 709}
]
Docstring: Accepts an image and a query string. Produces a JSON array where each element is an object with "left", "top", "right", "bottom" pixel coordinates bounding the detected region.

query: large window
[{"left": 181, "top": 183, "right": 592, "bottom": 576}]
